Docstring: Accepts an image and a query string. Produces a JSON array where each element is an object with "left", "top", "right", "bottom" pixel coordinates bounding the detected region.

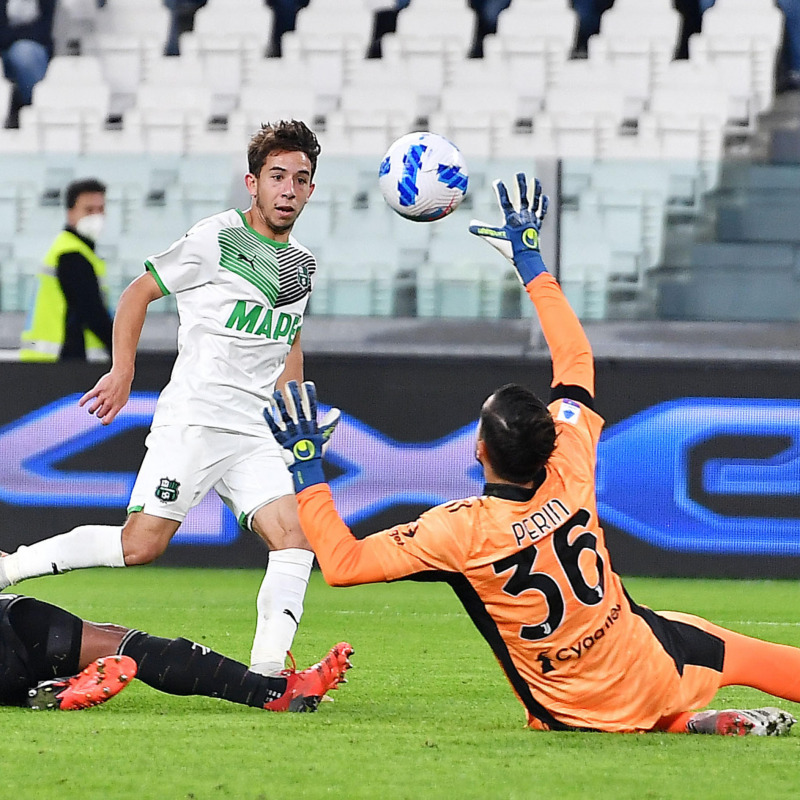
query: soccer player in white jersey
[{"left": 0, "top": 120, "right": 333, "bottom": 679}]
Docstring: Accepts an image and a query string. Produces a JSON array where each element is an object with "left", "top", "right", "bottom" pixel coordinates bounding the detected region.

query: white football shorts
[{"left": 127, "top": 425, "right": 293, "bottom": 527}]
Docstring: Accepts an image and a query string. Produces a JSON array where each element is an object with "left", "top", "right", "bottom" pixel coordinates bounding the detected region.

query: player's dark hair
[
  {"left": 479, "top": 384, "right": 557, "bottom": 484},
  {"left": 65, "top": 178, "right": 106, "bottom": 209},
  {"left": 247, "top": 120, "right": 321, "bottom": 179}
]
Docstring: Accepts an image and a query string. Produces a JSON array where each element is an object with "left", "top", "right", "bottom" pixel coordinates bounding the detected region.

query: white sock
[
  {"left": 0, "top": 525, "right": 126, "bottom": 589},
  {"left": 249, "top": 548, "right": 314, "bottom": 674}
]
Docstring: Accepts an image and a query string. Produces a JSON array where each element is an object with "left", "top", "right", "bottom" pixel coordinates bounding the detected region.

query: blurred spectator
[
  {"left": 569, "top": 0, "right": 712, "bottom": 60},
  {"left": 674, "top": 0, "right": 715, "bottom": 59},
  {"left": 0, "top": 0, "right": 56, "bottom": 128},
  {"left": 20, "top": 179, "right": 114, "bottom": 363},
  {"left": 163, "top": 0, "right": 207, "bottom": 56},
  {"left": 571, "top": 0, "right": 614, "bottom": 58},
  {"left": 366, "top": 0, "right": 408, "bottom": 59},
  {"left": 470, "top": 0, "right": 512, "bottom": 57},
  {"left": 266, "top": 0, "right": 310, "bottom": 57},
  {"left": 161, "top": 0, "right": 312, "bottom": 59},
  {"left": 674, "top": 1, "right": 800, "bottom": 92}
]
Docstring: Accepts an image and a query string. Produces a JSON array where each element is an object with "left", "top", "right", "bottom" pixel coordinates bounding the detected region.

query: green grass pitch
[{"left": 2, "top": 568, "right": 800, "bottom": 800}]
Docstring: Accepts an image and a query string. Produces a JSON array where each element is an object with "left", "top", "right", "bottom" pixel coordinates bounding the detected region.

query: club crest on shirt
[
  {"left": 155, "top": 477, "right": 180, "bottom": 503},
  {"left": 297, "top": 262, "right": 311, "bottom": 290},
  {"left": 556, "top": 399, "right": 581, "bottom": 425}
]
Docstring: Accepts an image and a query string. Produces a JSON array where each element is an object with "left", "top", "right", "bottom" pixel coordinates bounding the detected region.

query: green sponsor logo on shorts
[{"left": 155, "top": 477, "right": 180, "bottom": 503}]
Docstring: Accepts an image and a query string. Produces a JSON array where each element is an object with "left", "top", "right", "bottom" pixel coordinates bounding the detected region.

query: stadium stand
[
  {"left": 1, "top": 0, "right": 799, "bottom": 332},
  {"left": 688, "top": 0, "right": 783, "bottom": 132}
]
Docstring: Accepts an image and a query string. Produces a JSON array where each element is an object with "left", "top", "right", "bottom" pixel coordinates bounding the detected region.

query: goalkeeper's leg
[{"left": 654, "top": 613, "right": 800, "bottom": 734}]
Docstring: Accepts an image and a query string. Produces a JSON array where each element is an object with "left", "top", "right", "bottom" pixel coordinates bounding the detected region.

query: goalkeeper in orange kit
[{"left": 265, "top": 173, "right": 800, "bottom": 736}]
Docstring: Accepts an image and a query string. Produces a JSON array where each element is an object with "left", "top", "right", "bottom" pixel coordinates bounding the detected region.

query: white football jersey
[{"left": 145, "top": 209, "right": 316, "bottom": 435}]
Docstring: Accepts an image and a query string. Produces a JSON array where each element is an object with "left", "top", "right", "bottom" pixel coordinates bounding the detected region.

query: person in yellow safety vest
[{"left": 20, "top": 178, "right": 113, "bottom": 362}]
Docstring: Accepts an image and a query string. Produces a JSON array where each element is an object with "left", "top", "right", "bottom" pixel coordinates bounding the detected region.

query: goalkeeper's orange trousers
[{"left": 653, "top": 614, "right": 800, "bottom": 733}]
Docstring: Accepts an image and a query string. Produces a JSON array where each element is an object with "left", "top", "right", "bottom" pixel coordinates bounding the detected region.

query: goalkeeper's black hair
[
  {"left": 248, "top": 119, "right": 321, "bottom": 179},
  {"left": 479, "top": 384, "right": 557, "bottom": 483}
]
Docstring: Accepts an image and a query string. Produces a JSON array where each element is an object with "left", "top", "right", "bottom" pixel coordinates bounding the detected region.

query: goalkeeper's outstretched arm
[{"left": 469, "top": 173, "right": 594, "bottom": 400}]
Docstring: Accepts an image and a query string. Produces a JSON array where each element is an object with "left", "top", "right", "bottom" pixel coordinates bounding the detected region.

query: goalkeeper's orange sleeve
[
  {"left": 525, "top": 272, "right": 594, "bottom": 396},
  {"left": 297, "top": 484, "right": 391, "bottom": 586}
]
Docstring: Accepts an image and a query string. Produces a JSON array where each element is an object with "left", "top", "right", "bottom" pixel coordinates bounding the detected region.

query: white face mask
[{"left": 75, "top": 213, "right": 105, "bottom": 242}]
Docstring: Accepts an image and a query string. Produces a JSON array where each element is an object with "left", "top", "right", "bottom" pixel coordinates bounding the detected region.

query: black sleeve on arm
[
  {"left": 56, "top": 252, "right": 113, "bottom": 351},
  {"left": 550, "top": 383, "right": 595, "bottom": 410}
]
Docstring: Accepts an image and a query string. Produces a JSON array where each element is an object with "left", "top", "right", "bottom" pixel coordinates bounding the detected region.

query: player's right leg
[
  {"left": 662, "top": 611, "right": 800, "bottom": 703},
  {"left": 0, "top": 425, "right": 228, "bottom": 590},
  {"left": 653, "top": 611, "right": 800, "bottom": 735},
  {"left": 657, "top": 707, "right": 797, "bottom": 736},
  {"left": 214, "top": 434, "right": 315, "bottom": 677},
  {"left": 0, "top": 514, "right": 180, "bottom": 591},
  {"left": 118, "top": 630, "right": 354, "bottom": 712},
  {"left": 0, "top": 524, "right": 127, "bottom": 590}
]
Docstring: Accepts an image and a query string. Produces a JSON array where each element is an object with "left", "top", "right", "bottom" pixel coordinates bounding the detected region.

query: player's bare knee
[
  {"left": 121, "top": 513, "right": 178, "bottom": 565},
  {"left": 79, "top": 621, "right": 129, "bottom": 665},
  {"left": 256, "top": 521, "right": 311, "bottom": 551},
  {"left": 251, "top": 497, "right": 311, "bottom": 551}
]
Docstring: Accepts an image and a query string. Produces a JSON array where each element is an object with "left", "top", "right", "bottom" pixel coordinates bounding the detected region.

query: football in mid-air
[{"left": 378, "top": 131, "right": 468, "bottom": 222}]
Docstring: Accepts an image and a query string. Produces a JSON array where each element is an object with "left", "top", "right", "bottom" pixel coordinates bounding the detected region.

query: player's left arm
[
  {"left": 276, "top": 330, "right": 304, "bottom": 393},
  {"left": 296, "top": 484, "right": 445, "bottom": 586},
  {"left": 264, "top": 381, "right": 463, "bottom": 586},
  {"left": 469, "top": 173, "right": 594, "bottom": 404}
]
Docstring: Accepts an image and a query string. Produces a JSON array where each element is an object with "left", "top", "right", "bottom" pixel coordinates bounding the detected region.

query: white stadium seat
[
  {"left": 485, "top": 0, "right": 577, "bottom": 89},
  {"left": 557, "top": 213, "right": 612, "bottom": 321},
  {"left": 236, "top": 84, "right": 319, "bottom": 131},
  {"left": 180, "top": 0, "right": 274, "bottom": 107},
  {"left": 246, "top": 57, "right": 342, "bottom": 120},
  {"left": 382, "top": 0, "right": 476, "bottom": 80},
  {"left": 344, "top": 56, "right": 442, "bottom": 121},
  {"left": 590, "top": 0, "right": 681, "bottom": 105},
  {"left": 93, "top": 0, "right": 170, "bottom": 37},
  {"left": 645, "top": 60, "right": 729, "bottom": 163},
  {"left": 418, "top": 212, "right": 505, "bottom": 318},
  {"left": 52, "top": 0, "right": 100, "bottom": 55},
  {"left": 688, "top": 0, "right": 783, "bottom": 130},
  {"left": 282, "top": 0, "right": 375, "bottom": 64},
  {"left": 187, "top": 115, "right": 250, "bottom": 156},
  {"left": 310, "top": 235, "right": 397, "bottom": 316},
  {"left": 20, "top": 56, "right": 111, "bottom": 153},
  {"left": 85, "top": 35, "right": 147, "bottom": 115},
  {"left": 545, "top": 80, "right": 626, "bottom": 158}
]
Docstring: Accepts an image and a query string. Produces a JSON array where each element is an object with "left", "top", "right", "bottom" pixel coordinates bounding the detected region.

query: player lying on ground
[
  {"left": 264, "top": 174, "right": 800, "bottom": 736},
  {"left": 0, "top": 592, "right": 352, "bottom": 712}
]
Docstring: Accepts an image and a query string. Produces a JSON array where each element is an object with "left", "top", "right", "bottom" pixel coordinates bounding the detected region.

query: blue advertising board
[{"left": 1, "top": 355, "right": 798, "bottom": 577}]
